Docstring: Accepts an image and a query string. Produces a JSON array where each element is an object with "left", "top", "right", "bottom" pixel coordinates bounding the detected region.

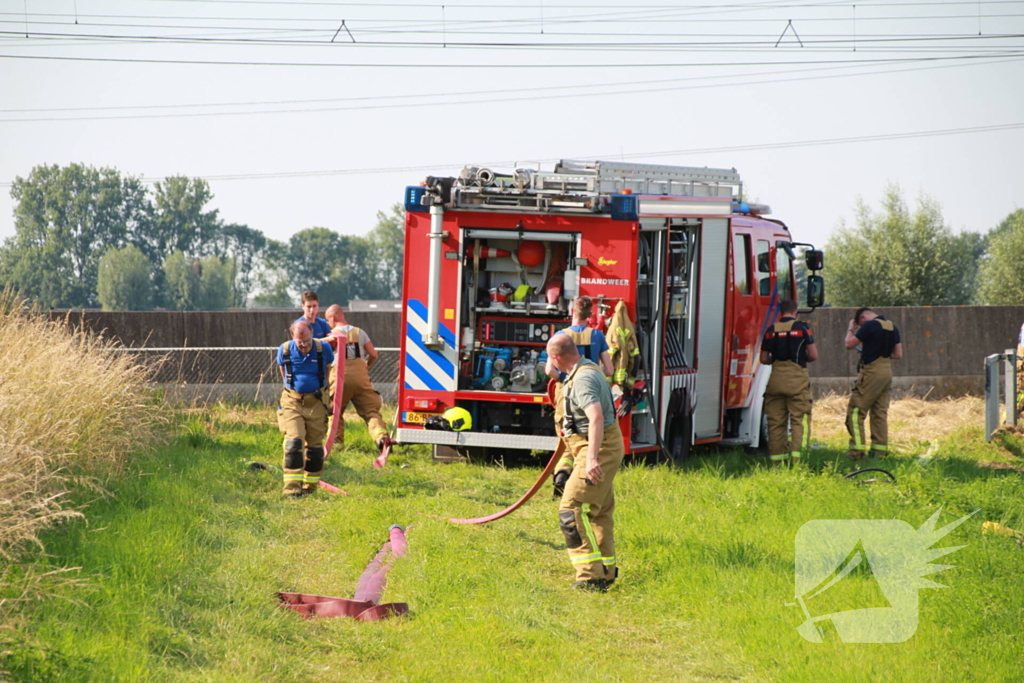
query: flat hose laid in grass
[
  {"left": 444, "top": 379, "right": 565, "bottom": 525},
  {"left": 444, "top": 439, "right": 564, "bottom": 525},
  {"left": 277, "top": 524, "right": 408, "bottom": 621}
]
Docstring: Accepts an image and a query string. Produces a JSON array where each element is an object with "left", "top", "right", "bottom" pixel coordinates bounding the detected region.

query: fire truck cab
[{"left": 396, "top": 160, "right": 824, "bottom": 462}]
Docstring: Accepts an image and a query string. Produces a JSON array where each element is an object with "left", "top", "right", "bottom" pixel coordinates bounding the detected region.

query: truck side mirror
[
  {"left": 805, "top": 249, "right": 824, "bottom": 271},
  {"left": 806, "top": 275, "right": 825, "bottom": 308}
]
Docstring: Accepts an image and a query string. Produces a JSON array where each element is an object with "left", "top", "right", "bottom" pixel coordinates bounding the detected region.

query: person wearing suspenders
[
  {"left": 323, "top": 304, "right": 389, "bottom": 450},
  {"left": 547, "top": 334, "right": 624, "bottom": 592},
  {"left": 845, "top": 307, "right": 903, "bottom": 459},
  {"left": 545, "top": 297, "right": 614, "bottom": 497},
  {"left": 276, "top": 321, "right": 335, "bottom": 497},
  {"left": 760, "top": 300, "right": 819, "bottom": 464}
]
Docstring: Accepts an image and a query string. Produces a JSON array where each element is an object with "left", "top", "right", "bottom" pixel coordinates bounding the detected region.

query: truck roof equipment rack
[{"left": 451, "top": 159, "right": 742, "bottom": 214}]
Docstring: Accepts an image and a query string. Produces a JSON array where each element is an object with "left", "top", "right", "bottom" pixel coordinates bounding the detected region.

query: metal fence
[{"left": 113, "top": 346, "right": 401, "bottom": 403}]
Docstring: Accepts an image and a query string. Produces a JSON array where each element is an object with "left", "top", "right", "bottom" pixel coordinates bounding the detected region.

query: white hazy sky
[{"left": 2, "top": 0, "right": 1023, "bottom": 254}]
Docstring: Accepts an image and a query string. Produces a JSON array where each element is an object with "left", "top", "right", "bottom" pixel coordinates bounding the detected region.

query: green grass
[{"left": 4, "top": 407, "right": 1023, "bottom": 682}]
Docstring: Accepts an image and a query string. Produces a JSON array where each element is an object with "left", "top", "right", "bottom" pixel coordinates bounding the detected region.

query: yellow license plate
[{"left": 403, "top": 411, "right": 435, "bottom": 424}]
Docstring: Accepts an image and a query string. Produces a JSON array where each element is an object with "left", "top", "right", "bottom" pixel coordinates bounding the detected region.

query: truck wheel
[{"left": 667, "top": 413, "right": 692, "bottom": 466}]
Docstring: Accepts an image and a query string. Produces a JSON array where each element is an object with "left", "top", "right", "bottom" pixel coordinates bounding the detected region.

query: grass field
[{"left": 3, "top": 398, "right": 1023, "bottom": 682}]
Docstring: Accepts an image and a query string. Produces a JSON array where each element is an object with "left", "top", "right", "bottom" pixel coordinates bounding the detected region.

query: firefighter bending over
[
  {"left": 545, "top": 296, "right": 613, "bottom": 497},
  {"left": 547, "top": 333, "right": 624, "bottom": 592},
  {"left": 276, "top": 320, "right": 335, "bottom": 498},
  {"left": 324, "top": 304, "right": 390, "bottom": 450},
  {"left": 844, "top": 307, "right": 903, "bottom": 460},
  {"left": 760, "top": 300, "right": 818, "bottom": 464}
]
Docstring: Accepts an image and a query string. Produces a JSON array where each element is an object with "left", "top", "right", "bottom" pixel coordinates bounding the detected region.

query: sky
[{"left": 2, "top": 0, "right": 1023, "bottom": 256}]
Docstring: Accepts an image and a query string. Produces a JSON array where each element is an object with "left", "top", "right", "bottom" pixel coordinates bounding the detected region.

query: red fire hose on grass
[
  {"left": 277, "top": 524, "right": 409, "bottom": 621},
  {"left": 439, "top": 380, "right": 564, "bottom": 525}
]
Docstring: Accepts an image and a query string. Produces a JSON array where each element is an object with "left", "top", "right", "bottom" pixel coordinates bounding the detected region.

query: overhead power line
[
  {"left": 2, "top": 53, "right": 1022, "bottom": 123},
  {"left": 3, "top": 121, "right": 1019, "bottom": 188},
  {"left": 6, "top": 53, "right": 1019, "bottom": 115},
  {"left": 3, "top": 50, "right": 1023, "bottom": 69}
]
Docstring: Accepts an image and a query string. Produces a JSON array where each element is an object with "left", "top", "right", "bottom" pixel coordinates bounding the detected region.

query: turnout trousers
[
  {"left": 763, "top": 361, "right": 812, "bottom": 462},
  {"left": 327, "top": 359, "right": 388, "bottom": 447},
  {"left": 277, "top": 389, "right": 329, "bottom": 495},
  {"left": 558, "top": 421, "right": 625, "bottom": 582},
  {"left": 846, "top": 358, "right": 892, "bottom": 457},
  {"left": 1016, "top": 343, "right": 1024, "bottom": 414},
  {"left": 551, "top": 381, "right": 574, "bottom": 475}
]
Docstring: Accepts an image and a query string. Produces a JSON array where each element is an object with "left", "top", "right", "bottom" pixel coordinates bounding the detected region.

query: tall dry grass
[{"left": 0, "top": 288, "right": 164, "bottom": 648}]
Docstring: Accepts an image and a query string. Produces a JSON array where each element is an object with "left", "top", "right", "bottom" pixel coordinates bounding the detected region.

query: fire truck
[{"left": 394, "top": 160, "right": 824, "bottom": 463}]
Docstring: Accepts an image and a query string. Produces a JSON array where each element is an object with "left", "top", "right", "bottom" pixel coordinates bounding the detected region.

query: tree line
[
  {"left": 823, "top": 184, "right": 1024, "bottom": 307},
  {"left": 3, "top": 164, "right": 1022, "bottom": 310},
  {"left": 0, "top": 162, "right": 404, "bottom": 310}
]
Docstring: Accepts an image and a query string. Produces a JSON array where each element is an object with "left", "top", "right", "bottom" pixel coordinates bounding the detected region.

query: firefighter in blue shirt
[
  {"left": 844, "top": 307, "right": 903, "bottom": 459},
  {"left": 760, "top": 300, "right": 818, "bottom": 464},
  {"left": 296, "top": 290, "right": 333, "bottom": 340},
  {"left": 276, "top": 320, "right": 335, "bottom": 497}
]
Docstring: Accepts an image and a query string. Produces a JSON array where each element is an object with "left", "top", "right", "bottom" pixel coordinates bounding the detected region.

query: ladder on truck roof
[{"left": 451, "top": 159, "right": 742, "bottom": 214}]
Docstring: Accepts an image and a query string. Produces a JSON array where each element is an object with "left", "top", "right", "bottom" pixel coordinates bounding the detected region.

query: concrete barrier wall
[
  {"left": 50, "top": 309, "right": 402, "bottom": 349},
  {"left": 49, "top": 306, "right": 1024, "bottom": 399},
  {"left": 801, "top": 306, "right": 1024, "bottom": 397}
]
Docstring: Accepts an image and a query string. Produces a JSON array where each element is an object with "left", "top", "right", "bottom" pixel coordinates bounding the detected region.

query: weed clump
[{"left": 0, "top": 288, "right": 164, "bottom": 640}]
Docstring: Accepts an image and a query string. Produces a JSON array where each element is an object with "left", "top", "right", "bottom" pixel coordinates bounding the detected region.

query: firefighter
[
  {"left": 323, "top": 304, "right": 390, "bottom": 450},
  {"left": 845, "top": 307, "right": 903, "bottom": 459},
  {"left": 296, "top": 290, "right": 333, "bottom": 340},
  {"left": 1016, "top": 320, "right": 1024, "bottom": 415},
  {"left": 547, "top": 333, "right": 624, "bottom": 592},
  {"left": 544, "top": 296, "right": 614, "bottom": 497},
  {"left": 276, "top": 320, "right": 334, "bottom": 498},
  {"left": 760, "top": 299, "right": 818, "bottom": 464}
]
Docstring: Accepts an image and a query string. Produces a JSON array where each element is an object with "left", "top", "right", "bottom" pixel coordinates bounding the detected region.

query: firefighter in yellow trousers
[
  {"left": 547, "top": 334, "right": 623, "bottom": 592},
  {"left": 276, "top": 321, "right": 335, "bottom": 497},
  {"left": 323, "top": 304, "right": 389, "bottom": 450},
  {"left": 760, "top": 300, "right": 818, "bottom": 464},
  {"left": 545, "top": 297, "right": 613, "bottom": 497},
  {"left": 1016, "top": 321, "right": 1024, "bottom": 414},
  {"left": 844, "top": 307, "right": 903, "bottom": 459}
]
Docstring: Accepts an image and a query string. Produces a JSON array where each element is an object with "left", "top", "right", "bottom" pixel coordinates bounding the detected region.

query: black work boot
[
  {"left": 571, "top": 579, "right": 610, "bottom": 592},
  {"left": 552, "top": 470, "right": 570, "bottom": 499}
]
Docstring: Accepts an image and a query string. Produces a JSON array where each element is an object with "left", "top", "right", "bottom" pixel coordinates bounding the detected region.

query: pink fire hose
[{"left": 277, "top": 524, "right": 409, "bottom": 621}]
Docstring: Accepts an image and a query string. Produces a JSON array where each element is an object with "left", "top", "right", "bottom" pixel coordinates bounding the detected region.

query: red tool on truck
[{"left": 394, "top": 160, "right": 824, "bottom": 464}]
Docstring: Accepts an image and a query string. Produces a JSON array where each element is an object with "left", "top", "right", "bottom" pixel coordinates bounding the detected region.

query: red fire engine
[{"left": 395, "top": 160, "right": 824, "bottom": 462}]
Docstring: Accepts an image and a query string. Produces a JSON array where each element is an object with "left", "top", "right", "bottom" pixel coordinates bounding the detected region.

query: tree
[
  {"left": 0, "top": 163, "right": 152, "bottom": 307},
  {"left": 210, "top": 223, "right": 268, "bottom": 307},
  {"left": 198, "top": 255, "right": 234, "bottom": 310},
  {"left": 96, "top": 245, "right": 153, "bottom": 311},
  {"left": 975, "top": 209, "right": 1024, "bottom": 304},
  {"left": 824, "top": 185, "right": 980, "bottom": 307},
  {"left": 367, "top": 203, "right": 405, "bottom": 299},
  {"left": 149, "top": 176, "right": 220, "bottom": 258},
  {"left": 250, "top": 239, "right": 294, "bottom": 308},
  {"left": 163, "top": 250, "right": 200, "bottom": 311}
]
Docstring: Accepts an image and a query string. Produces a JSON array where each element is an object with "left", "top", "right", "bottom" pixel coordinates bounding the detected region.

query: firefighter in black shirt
[
  {"left": 760, "top": 300, "right": 818, "bottom": 464},
  {"left": 844, "top": 307, "right": 903, "bottom": 459}
]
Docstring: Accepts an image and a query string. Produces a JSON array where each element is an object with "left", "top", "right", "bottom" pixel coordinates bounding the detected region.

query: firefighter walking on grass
[
  {"left": 760, "top": 300, "right": 818, "bottom": 464},
  {"left": 546, "top": 334, "right": 623, "bottom": 592},
  {"left": 323, "top": 304, "right": 390, "bottom": 450},
  {"left": 844, "top": 307, "right": 903, "bottom": 459},
  {"left": 276, "top": 320, "right": 335, "bottom": 498},
  {"left": 544, "top": 296, "right": 613, "bottom": 497}
]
